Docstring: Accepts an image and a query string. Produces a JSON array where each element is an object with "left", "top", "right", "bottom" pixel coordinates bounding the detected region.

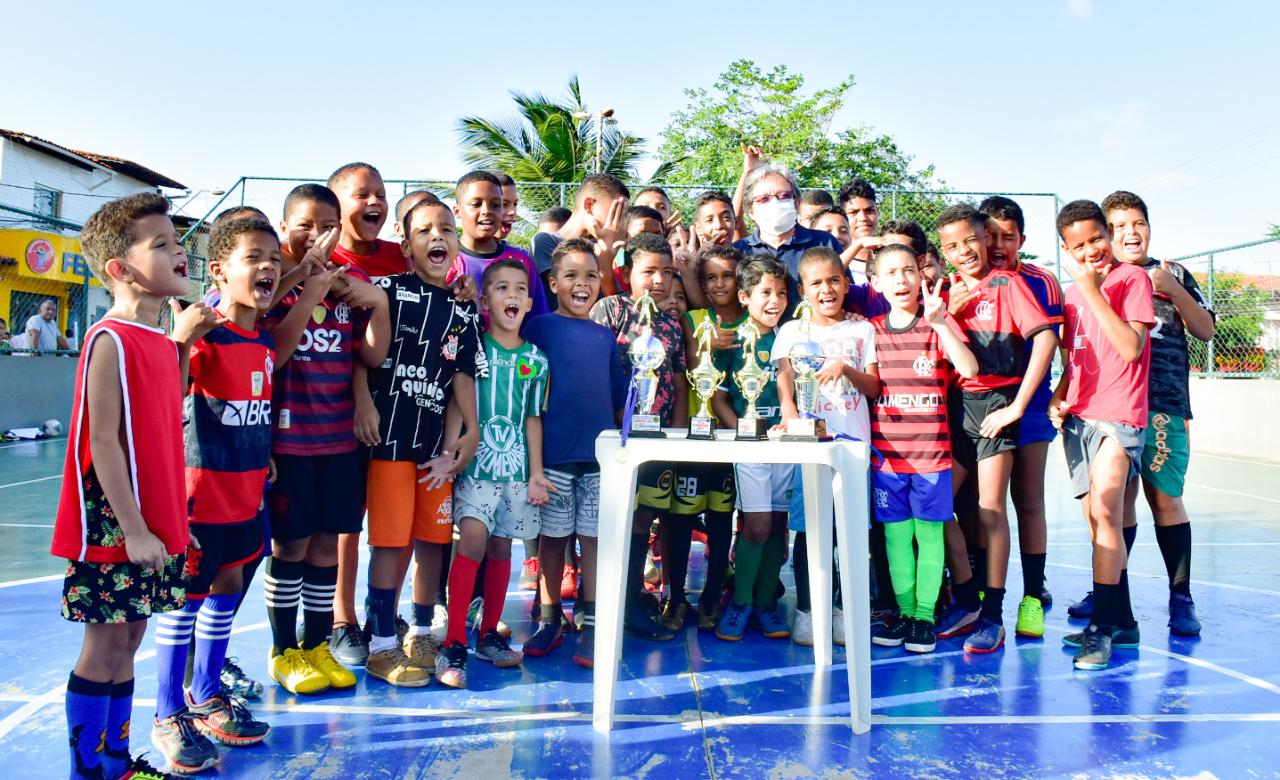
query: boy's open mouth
[
  {"left": 503, "top": 303, "right": 520, "bottom": 318},
  {"left": 427, "top": 246, "right": 449, "bottom": 263},
  {"left": 174, "top": 261, "right": 188, "bottom": 278},
  {"left": 254, "top": 275, "right": 277, "bottom": 298},
  {"left": 570, "top": 290, "right": 591, "bottom": 305},
  {"left": 360, "top": 210, "right": 382, "bottom": 228}
]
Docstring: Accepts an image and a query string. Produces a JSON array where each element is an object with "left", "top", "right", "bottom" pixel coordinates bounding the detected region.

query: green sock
[
  {"left": 753, "top": 535, "right": 787, "bottom": 609},
  {"left": 883, "top": 521, "right": 917, "bottom": 615},
  {"left": 913, "top": 519, "right": 946, "bottom": 622},
  {"left": 733, "top": 540, "right": 765, "bottom": 606}
]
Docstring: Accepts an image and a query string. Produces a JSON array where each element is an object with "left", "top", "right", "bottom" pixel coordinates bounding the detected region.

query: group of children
[{"left": 51, "top": 149, "right": 1211, "bottom": 777}]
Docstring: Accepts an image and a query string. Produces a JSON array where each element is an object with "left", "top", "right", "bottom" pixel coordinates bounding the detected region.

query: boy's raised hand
[
  {"left": 337, "top": 277, "right": 387, "bottom": 310},
  {"left": 300, "top": 263, "right": 348, "bottom": 303},
  {"left": 169, "top": 299, "right": 228, "bottom": 347},
  {"left": 301, "top": 227, "right": 340, "bottom": 275},
  {"left": 527, "top": 472, "right": 557, "bottom": 506},
  {"left": 589, "top": 197, "right": 628, "bottom": 250},
  {"left": 664, "top": 210, "right": 684, "bottom": 234},
  {"left": 923, "top": 279, "right": 947, "bottom": 324},
  {"left": 449, "top": 273, "right": 477, "bottom": 303},
  {"left": 1065, "top": 259, "right": 1103, "bottom": 294},
  {"left": 947, "top": 276, "right": 977, "bottom": 316},
  {"left": 712, "top": 323, "right": 738, "bottom": 351},
  {"left": 741, "top": 143, "right": 764, "bottom": 172},
  {"left": 672, "top": 227, "right": 698, "bottom": 278},
  {"left": 1150, "top": 260, "right": 1178, "bottom": 297}
]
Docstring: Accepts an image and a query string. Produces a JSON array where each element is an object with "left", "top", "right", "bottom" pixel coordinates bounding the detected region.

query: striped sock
[
  {"left": 264, "top": 557, "right": 304, "bottom": 653},
  {"left": 154, "top": 596, "right": 201, "bottom": 720},
  {"left": 189, "top": 593, "right": 237, "bottom": 703},
  {"left": 302, "top": 563, "right": 338, "bottom": 648}
]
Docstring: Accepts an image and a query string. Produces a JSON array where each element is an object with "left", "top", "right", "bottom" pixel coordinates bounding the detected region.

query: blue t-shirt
[
  {"left": 524, "top": 312, "right": 627, "bottom": 467},
  {"left": 734, "top": 226, "right": 842, "bottom": 320}
]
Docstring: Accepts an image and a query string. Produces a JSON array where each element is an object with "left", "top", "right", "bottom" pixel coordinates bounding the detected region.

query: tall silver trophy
[
  {"left": 628, "top": 292, "right": 667, "bottom": 438},
  {"left": 783, "top": 299, "right": 830, "bottom": 441},
  {"left": 687, "top": 317, "right": 724, "bottom": 440}
]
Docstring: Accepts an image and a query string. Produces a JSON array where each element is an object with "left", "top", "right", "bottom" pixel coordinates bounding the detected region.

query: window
[{"left": 33, "top": 186, "right": 61, "bottom": 218}]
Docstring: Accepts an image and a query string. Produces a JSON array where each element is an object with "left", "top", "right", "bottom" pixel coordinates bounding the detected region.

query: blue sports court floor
[{"left": 1, "top": 437, "right": 1278, "bottom": 778}]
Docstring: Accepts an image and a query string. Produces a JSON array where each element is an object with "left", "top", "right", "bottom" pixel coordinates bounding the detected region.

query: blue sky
[{"left": 3, "top": 1, "right": 1276, "bottom": 266}]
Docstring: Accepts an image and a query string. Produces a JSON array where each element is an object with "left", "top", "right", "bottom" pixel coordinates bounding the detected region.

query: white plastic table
[{"left": 591, "top": 429, "right": 872, "bottom": 734}]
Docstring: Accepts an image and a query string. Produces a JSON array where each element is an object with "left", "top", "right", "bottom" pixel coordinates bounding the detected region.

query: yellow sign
[{"left": 0, "top": 229, "right": 100, "bottom": 286}]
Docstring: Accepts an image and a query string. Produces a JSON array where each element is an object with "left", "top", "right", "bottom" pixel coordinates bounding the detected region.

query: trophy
[
  {"left": 783, "top": 300, "right": 831, "bottom": 441},
  {"left": 687, "top": 317, "right": 724, "bottom": 440},
  {"left": 733, "top": 322, "right": 770, "bottom": 441},
  {"left": 628, "top": 292, "right": 667, "bottom": 438}
]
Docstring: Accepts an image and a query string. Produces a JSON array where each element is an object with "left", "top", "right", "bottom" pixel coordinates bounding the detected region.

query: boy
[
  {"left": 437, "top": 260, "right": 551, "bottom": 687},
  {"left": 531, "top": 173, "right": 630, "bottom": 300},
  {"left": 692, "top": 191, "right": 738, "bottom": 248},
  {"left": 261, "top": 184, "right": 389, "bottom": 691},
  {"left": 448, "top": 171, "right": 550, "bottom": 319},
  {"left": 394, "top": 190, "right": 442, "bottom": 238},
  {"left": 933, "top": 205, "right": 1056, "bottom": 653},
  {"left": 361, "top": 199, "right": 486, "bottom": 686},
  {"left": 626, "top": 205, "right": 665, "bottom": 239},
  {"left": 152, "top": 217, "right": 280, "bottom": 771},
  {"left": 590, "top": 232, "right": 689, "bottom": 640},
  {"left": 525, "top": 239, "right": 627, "bottom": 665},
  {"left": 920, "top": 242, "right": 945, "bottom": 285},
  {"left": 710, "top": 255, "right": 792, "bottom": 641},
  {"left": 538, "top": 207, "right": 571, "bottom": 235},
  {"left": 635, "top": 186, "right": 679, "bottom": 232},
  {"left": 1100, "top": 190, "right": 1212, "bottom": 637},
  {"left": 867, "top": 244, "right": 978, "bottom": 653},
  {"left": 811, "top": 207, "right": 852, "bottom": 252},
  {"left": 491, "top": 171, "right": 520, "bottom": 240},
  {"left": 798, "top": 189, "right": 836, "bottom": 228},
  {"left": 1050, "top": 200, "right": 1154, "bottom": 670},
  {"left": 773, "top": 248, "right": 879, "bottom": 645},
  {"left": 55, "top": 193, "right": 222, "bottom": 779},
  {"left": 837, "top": 178, "right": 882, "bottom": 271},
  {"left": 979, "top": 195, "right": 1065, "bottom": 636}
]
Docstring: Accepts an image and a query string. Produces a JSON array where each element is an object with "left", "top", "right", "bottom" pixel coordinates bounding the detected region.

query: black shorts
[
  {"left": 635, "top": 461, "right": 675, "bottom": 512},
  {"left": 186, "top": 519, "right": 264, "bottom": 597},
  {"left": 953, "top": 387, "right": 1021, "bottom": 469},
  {"left": 269, "top": 450, "right": 367, "bottom": 540}
]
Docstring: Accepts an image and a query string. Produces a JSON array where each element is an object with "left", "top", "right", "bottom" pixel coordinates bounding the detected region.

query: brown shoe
[
  {"left": 403, "top": 633, "right": 441, "bottom": 669},
  {"left": 366, "top": 646, "right": 431, "bottom": 688},
  {"left": 660, "top": 600, "right": 689, "bottom": 632}
]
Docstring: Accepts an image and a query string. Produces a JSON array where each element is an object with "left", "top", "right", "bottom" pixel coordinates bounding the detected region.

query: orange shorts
[{"left": 366, "top": 460, "right": 454, "bottom": 547}]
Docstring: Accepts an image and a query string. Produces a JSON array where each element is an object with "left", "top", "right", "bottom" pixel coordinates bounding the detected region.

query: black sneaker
[
  {"left": 434, "top": 642, "right": 469, "bottom": 689},
  {"left": 872, "top": 616, "right": 910, "bottom": 647},
  {"left": 396, "top": 615, "right": 410, "bottom": 643},
  {"left": 904, "top": 619, "right": 937, "bottom": 654},
  {"left": 1062, "top": 623, "right": 1140, "bottom": 649},
  {"left": 624, "top": 608, "right": 676, "bottom": 641},
  {"left": 121, "top": 754, "right": 180, "bottom": 779},
  {"left": 1072, "top": 625, "right": 1113, "bottom": 670},
  {"left": 1039, "top": 585, "right": 1054, "bottom": 609},
  {"left": 1168, "top": 593, "right": 1201, "bottom": 637},
  {"left": 573, "top": 624, "right": 595, "bottom": 668},
  {"left": 329, "top": 623, "right": 369, "bottom": 667},
  {"left": 522, "top": 620, "right": 565, "bottom": 658},
  {"left": 476, "top": 630, "right": 523, "bottom": 668},
  {"left": 1067, "top": 591, "right": 1094, "bottom": 620}
]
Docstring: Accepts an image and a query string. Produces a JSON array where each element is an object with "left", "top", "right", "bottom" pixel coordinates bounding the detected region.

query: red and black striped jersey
[
  {"left": 870, "top": 310, "right": 963, "bottom": 474},
  {"left": 951, "top": 269, "right": 1052, "bottom": 392}
]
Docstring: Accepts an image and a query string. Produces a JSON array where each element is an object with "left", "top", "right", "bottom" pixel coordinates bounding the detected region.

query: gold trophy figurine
[
  {"left": 783, "top": 299, "right": 831, "bottom": 441},
  {"left": 687, "top": 318, "right": 724, "bottom": 440},
  {"left": 733, "top": 321, "right": 770, "bottom": 441},
  {"left": 628, "top": 292, "right": 667, "bottom": 438}
]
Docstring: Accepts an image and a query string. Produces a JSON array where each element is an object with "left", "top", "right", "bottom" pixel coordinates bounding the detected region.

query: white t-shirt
[
  {"left": 771, "top": 317, "right": 877, "bottom": 442},
  {"left": 24, "top": 315, "right": 59, "bottom": 351}
]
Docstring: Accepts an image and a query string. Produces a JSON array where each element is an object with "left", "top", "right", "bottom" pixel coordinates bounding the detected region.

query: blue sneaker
[
  {"left": 753, "top": 605, "right": 791, "bottom": 639},
  {"left": 962, "top": 619, "right": 1005, "bottom": 654},
  {"left": 715, "top": 602, "right": 752, "bottom": 641},
  {"left": 935, "top": 604, "right": 980, "bottom": 639},
  {"left": 1168, "top": 594, "right": 1201, "bottom": 637},
  {"left": 1067, "top": 591, "right": 1094, "bottom": 620}
]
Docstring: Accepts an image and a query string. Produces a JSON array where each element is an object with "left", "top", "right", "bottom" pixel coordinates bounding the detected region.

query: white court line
[
  {"left": 0, "top": 475, "right": 59, "bottom": 490},
  {"left": 0, "top": 439, "right": 58, "bottom": 451},
  {"left": 1186, "top": 482, "right": 1280, "bottom": 505},
  {"left": 0, "top": 684, "right": 65, "bottom": 742},
  {"left": 0, "top": 574, "right": 61, "bottom": 589},
  {"left": 1046, "top": 562, "right": 1280, "bottom": 599},
  {"left": 1049, "top": 542, "right": 1280, "bottom": 547},
  {"left": 0, "top": 523, "right": 54, "bottom": 529},
  {"left": 1197, "top": 452, "right": 1280, "bottom": 468}
]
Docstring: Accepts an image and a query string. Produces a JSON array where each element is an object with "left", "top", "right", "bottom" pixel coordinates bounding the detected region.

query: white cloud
[{"left": 1067, "top": 0, "right": 1094, "bottom": 20}]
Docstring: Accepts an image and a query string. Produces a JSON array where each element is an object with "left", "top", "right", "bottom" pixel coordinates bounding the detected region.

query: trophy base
[
  {"left": 688, "top": 416, "right": 716, "bottom": 440},
  {"left": 631, "top": 415, "right": 666, "bottom": 438},
  {"left": 735, "top": 417, "right": 769, "bottom": 441},
  {"left": 781, "top": 417, "right": 831, "bottom": 442}
]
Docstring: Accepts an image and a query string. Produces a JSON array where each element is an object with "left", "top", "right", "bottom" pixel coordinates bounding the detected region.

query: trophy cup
[
  {"left": 733, "top": 322, "right": 770, "bottom": 441},
  {"left": 628, "top": 293, "right": 667, "bottom": 438},
  {"left": 783, "top": 300, "right": 831, "bottom": 441},
  {"left": 687, "top": 318, "right": 724, "bottom": 440}
]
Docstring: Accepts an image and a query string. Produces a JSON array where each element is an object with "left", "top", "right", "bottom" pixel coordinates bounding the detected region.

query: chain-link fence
[
  {"left": 1170, "top": 237, "right": 1280, "bottom": 377},
  {"left": 0, "top": 203, "right": 94, "bottom": 356}
]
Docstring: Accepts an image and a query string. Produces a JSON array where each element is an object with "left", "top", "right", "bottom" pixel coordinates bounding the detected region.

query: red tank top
[{"left": 50, "top": 319, "right": 189, "bottom": 563}]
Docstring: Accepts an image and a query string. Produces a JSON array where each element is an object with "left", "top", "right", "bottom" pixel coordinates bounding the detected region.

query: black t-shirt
[
  {"left": 1143, "top": 258, "right": 1213, "bottom": 419},
  {"left": 369, "top": 273, "right": 487, "bottom": 462}
]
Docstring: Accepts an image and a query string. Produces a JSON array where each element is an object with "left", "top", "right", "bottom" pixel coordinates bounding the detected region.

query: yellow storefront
[{"left": 0, "top": 228, "right": 99, "bottom": 341}]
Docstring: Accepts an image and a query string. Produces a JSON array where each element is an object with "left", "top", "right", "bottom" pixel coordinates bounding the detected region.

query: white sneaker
[
  {"left": 430, "top": 603, "right": 448, "bottom": 642},
  {"left": 832, "top": 607, "right": 846, "bottom": 647},
  {"left": 792, "top": 609, "right": 814, "bottom": 646}
]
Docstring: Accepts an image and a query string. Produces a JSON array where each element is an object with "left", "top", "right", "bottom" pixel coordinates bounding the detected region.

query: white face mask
[{"left": 753, "top": 197, "right": 798, "bottom": 237}]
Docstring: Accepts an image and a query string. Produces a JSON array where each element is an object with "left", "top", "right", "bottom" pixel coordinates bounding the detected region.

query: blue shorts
[
  {"left": 1018, "top": 383, "right": 1057, "bottom": 447},
  {"left": 788, "top": 468, "right": 807, "bottom": 531},
  {"left": 872, "top": 470, "right": 953, "bottom": 523}
]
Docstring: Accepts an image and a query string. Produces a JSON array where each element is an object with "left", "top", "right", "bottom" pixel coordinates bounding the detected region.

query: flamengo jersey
[
  {"left": 466, "top": 336, "right": 549, "bottom": 482},
  {"left": 51, "top": 319, "right": 188, "bottom": 563},
  {"left": 263, "top": 266, "right": 372, "bottom": 456},
  {"left": 1011, "top": 259, "right": 1065, "bottom": 411},
  {"left": 870, "top": 311, "right": 961, "bottom": 474},
  {"left": 184, "top": 322, "right": 276, "bottom": 525},
  {"left": 951, "top": 269, "right": 1052, "bottom": 392},
  {"left": 369, "top": 273, "right": 487, "bottom": 462}
]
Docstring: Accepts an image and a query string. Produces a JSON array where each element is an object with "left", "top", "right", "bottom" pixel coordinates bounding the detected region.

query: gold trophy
[
  {"left": 687, "top": 318, "right": 724, "bottom": 440},
  {"left": 783, "top": 299, "right": 830, "bottom": 441},
  {"left": 628, "top": 292, "right": 667, "bottom": 438},
  {"left": 733, "top": 322, "right": 770, "bottom": 441}
]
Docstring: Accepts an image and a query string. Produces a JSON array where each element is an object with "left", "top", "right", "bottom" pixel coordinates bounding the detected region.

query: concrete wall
[
  {"left": 0, "top": 355, "right": 75, "bottom": 432},
  {"left": 1189, "top": 378, "right": 1280, "bottom": 462}
]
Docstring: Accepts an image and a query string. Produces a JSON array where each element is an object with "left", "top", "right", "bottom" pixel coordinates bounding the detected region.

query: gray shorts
[
  {"left": 540, "top": 464, "right": 600, "bottom": 538},
  {"left": 1062, "top": 415, "right": 1144, "bottom": 499},
  {"left": 453, "top": 476, "right": 541, "bottom": 541}
]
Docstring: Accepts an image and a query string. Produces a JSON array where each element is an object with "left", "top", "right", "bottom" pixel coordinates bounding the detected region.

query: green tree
[
  {"left": 1269, "top": 223, "right": 1279, "bottom": 238},
  {"left": 656, "top": 60, "right": 938, "bottom": 191}
]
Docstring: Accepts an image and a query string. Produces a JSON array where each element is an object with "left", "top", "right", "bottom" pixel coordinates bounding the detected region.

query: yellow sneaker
[
  {"left": 1015, "top": 595, "right": 1045, "bottom": 638},
  {"left": 269, "top": 647, "right": 330, "bottom": 695},
  {"left": 305, "top": 642, "right": 357, "bottom": 689}
]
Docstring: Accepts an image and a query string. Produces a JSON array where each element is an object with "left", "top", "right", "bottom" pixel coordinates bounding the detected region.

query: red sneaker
[
  {"left": 560, "top": 564, "right": 578, "bottom": 601},
  {"left": 519, "top": 558, "right": 539, "bottom": 591}
]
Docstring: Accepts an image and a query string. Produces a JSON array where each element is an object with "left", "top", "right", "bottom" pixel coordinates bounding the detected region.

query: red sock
[
  {"left": 481, "top": 557, "right": 512, "bottom": 634},
  {"left": 446, "top": 554, "right": 480, "bottom": 647}
]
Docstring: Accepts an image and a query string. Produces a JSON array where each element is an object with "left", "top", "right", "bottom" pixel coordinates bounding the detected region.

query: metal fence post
[
  {"left": 890, "top": 189, "right": 898, "bottom": 220},
  {"left": 1206, "top": 253, "right": 1215, "bottom": 378},
  {"left": 559, "top": 184, "right": 566, "bottom": 208}
]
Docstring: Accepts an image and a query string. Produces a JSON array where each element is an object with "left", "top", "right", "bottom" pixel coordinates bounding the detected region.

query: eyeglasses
[{"left": 751, "top": 191, "right": 795, "bottom": 206}]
